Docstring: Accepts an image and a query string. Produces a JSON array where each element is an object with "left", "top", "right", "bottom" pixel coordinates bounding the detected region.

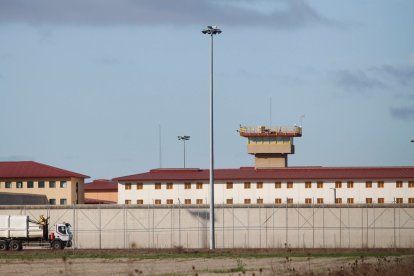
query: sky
[{"left": 1, "top": 0, "right": 413, "bottom": 180}]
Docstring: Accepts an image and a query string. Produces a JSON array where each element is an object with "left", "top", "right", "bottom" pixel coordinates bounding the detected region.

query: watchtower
[{"left": 239, "top": 125, "right": 302, "bottom": 169}]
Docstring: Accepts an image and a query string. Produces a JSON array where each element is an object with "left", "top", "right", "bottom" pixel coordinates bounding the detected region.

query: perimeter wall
[{"left": 1, "top": 204, "right": 413, "bottom": 249}]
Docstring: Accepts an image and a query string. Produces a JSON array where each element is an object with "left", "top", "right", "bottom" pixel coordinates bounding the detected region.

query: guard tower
[{"left": 239, "top": 125, "right": 302, "bottom": 169}]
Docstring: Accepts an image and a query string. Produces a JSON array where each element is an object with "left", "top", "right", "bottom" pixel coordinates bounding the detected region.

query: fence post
[
  {"left": 99, "top": 204, "right": 101, "bottom": 249},
  {"left": 286, "top": 201, "right": 288, "bottom": 248},
  {"left": 394, "top": 201, "right": 396, "bottom": 249},
  {"left": 312, "top": 203, "right": 314, "bottom": 248},
  {"left": 339, "top": 207, "right": 342, "bottom": 248},
  {"left": 323, "top": 204, "right": 325, "bottom": 248}
]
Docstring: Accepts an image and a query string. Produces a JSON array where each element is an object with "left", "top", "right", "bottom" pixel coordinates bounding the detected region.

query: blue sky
[{"left": 1, "top": 0, "right": 413, "bottom": 180}]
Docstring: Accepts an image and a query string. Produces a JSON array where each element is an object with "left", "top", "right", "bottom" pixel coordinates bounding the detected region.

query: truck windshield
[{"left": 66, "top": 223, "right": 72, "bottom": 235}]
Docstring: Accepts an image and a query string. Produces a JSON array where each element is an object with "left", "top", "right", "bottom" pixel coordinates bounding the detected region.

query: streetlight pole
[
  {"left": 330, "top": 187, "right": 337, "bottom": 204},
  {"left": 202, "top": 25, "right": 221, "bottom": 250},
  {"left": 177, "top": 136, "right": 190, "bottom": 168}
]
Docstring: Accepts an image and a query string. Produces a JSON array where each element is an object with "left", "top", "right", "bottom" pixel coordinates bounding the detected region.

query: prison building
[
  {"left": 85, "top": 179, "right": 118, "bottom": 204},
  {"left": 0, "top": 161, "right": 89, "bottom": 205},
  {"left": 114, "top": 166, "right": 414, "bottom": 205}
]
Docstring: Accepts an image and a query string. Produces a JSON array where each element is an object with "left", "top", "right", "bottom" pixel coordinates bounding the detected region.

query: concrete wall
[{"left": 0, "top": 204, "right": 413, "bottom": 249}]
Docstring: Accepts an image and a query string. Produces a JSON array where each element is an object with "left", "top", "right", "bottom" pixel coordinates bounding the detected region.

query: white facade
[{"left": 118, "top": 179, "right": 414, "bottom": 205}]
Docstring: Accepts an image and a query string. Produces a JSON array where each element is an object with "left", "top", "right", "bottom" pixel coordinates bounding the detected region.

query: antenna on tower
[
  {"left": 158, "top": 124, "right": 162, "bottom": 168},
  {"left": 299, "top": 114, "right": 305, "bottom": 127}
]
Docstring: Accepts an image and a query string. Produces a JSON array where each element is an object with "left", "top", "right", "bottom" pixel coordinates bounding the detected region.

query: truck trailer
[{"left": 0, "top": 215, "right": 72, "bottom": 251}]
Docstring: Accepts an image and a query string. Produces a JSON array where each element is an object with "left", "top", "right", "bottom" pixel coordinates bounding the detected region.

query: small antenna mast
[
  {"left": 158, "top": 124, "right": 162, "bottom": 168},
  {"left": 269, "top": 96, "right": 272, "bottom": 126}
]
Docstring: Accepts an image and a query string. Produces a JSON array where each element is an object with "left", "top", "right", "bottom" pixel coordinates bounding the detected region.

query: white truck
[{"left": 0, "top": 215, "right": 73, "bottom": 251}]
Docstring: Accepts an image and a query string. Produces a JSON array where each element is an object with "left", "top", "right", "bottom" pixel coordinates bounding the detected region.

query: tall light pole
[
  {"left": 330, "top": 187, "right": 337, "bottom": 204},
  {"left": 202, "top": 25, "right": 221, "bottom": 250},
  {"left": 177, "top": 136, "right": 190, "bottom": 168}
]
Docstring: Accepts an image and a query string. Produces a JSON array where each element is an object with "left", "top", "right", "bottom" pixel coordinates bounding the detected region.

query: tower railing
[{"left": 239, "top": 125, "right": 302, "bottom": 137}]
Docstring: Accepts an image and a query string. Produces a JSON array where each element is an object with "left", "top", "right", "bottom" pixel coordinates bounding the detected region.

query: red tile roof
[
  {"left": 113, "top": 166, "right": 414, "bottom": 182},
  {"left": 85, "top": 179, "right": 118, "bottom": 191},
  {"left": 0, "top": 161, "right": 89, "bottom": 179}
]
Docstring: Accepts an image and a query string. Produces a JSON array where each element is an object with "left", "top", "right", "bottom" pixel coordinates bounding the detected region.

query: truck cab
[{"left": 50, "top": 223, "right": 73, "bottom": 249}]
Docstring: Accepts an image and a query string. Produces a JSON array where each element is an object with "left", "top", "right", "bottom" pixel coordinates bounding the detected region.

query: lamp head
[{"left": 202, "top": 25, "right": 222, "bottom": 35}]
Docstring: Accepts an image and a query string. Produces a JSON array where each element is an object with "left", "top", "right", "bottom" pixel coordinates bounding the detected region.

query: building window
[
  {"left": 16, "top": 181, "right": 23, "bottom": 188},
  {"left": 137, "top": 199, "right": 144, "bottom": 204},
  {"left": 5, "top": 181, "right": 12, "bottom": 188},
  {"left": 256, "top": 182, "right": 263, "bottom": 189},
  {"left": 347, "top": 181, "right": 354, "bottom": 188},
  {"left": 335, "top": 181, "right": 342, "bottom": 188},
  {"left": 378, "top": 198, "right": 384, "bottom": 204},
  {"left": 408, "top": 198, "right": 414, "bottom": 204},
  {"left": 38, "top": 181, "right": 45, "bottom": 188},
  {"left": 377, "top": 181, "right": 384, "bottom": 188},
  {"left": 184, "top": 199, "right": 191, "bottom": 205},
  {"left": 287, "top": 198, "right": 293, "bottom": 204},
  {"left": 335, "top": 198, "right": 342, "bottom": 204},
  {"left": 409, "top": 181, "right": 414, "bottom": 188},
  {"left": 49, "top": 181, "right": 56, "bottom": 188},
  {"left": 244, "top": 198, "right": 251, "bottom": 204},
  {"left": 125, "top": 183, "right": 132, "bottom": 190},
  {"left": 184, "top": 182, "right": 191, "bottom": 189},
  {"left": 305, "top": 182, "right": 312, "bottom": 189},
  {"left": 275, "top": 198, "right": 282, "bottom": 204},
  {"left": 166, "top": 183, "right": 173, "bottom": 190},
  {"left": 257, "top": 198, "right": 263, "bottom": 204},
  {"left": 27, "top": 181, "right": 34, "bottom": 188},
  {"left": 196, "top": 199, "right": 203, "bottom": 204},
  {"left": 287, "top": 182, "right": 293, "bottom": 189},
  {"left": 275, "top": 182, "right": 282, "bottom": 189},
  {"left": 347, "top": 198, "right": 354, "bottom": 204},
  {"left": 154, "top": 199, "right": 161, "bottom": 205},
  {"left": 137, "top": 183, "right": 143, "bottom": 190},
  {"left": 396, "top": 198, "right": 403, "bottom": 204},
  {"left": 226, "top": 182, "right": 233, "bottom": 189},
  {"left": 317, "top": 198, "right": 324, "bottom": 204},
  {"left": 196, "top": 182, "right": 203, "bottom": 189},
  {"left": 60, "top": 181, "right": 67, "bottom": 188},
  {"left": 226, "top": 198, "right": 233, "bottom": 204},
  {"left": 317, "top": 181, "right": 323, "bottom": 189},
  {"left": 396, "top": 181, "right": 403, "bottom": 188},
  {"left": 366, "top": 198, "right": 372, "bottom": 204},
  {"left": 60, "top": 198, "right": 67, "bottom": 205},
  {"left": 155, "top": 183, "right": 161, "bottom": 190},
  {"left": 49, "top": 199, "right": 56, "bottom": 205},
  {"left": 244, "top": 182, "right": 251, "bottom": 189},
  {"left": 166, "top": 199, "right": 173, "bottom": 204},
  {"left": 125, "top": 200, "right": 131, "bottom": 205},
  {"left": 305, "top": 198, "right": 312, "bottom": 204},
  {"left": 365, "top": 181, "right": 372, "bottom": 188}
]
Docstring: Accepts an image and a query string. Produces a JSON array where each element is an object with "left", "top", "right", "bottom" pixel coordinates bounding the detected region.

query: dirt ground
[{"left": 0, "top": 251, "right": 413, "bottom": 276}]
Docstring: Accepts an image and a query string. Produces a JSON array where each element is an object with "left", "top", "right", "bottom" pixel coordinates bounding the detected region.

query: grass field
[{"left": 0, "top": 248, "right": 413, "bottom": 275}]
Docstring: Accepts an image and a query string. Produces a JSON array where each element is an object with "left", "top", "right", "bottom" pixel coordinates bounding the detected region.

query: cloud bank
[
  {"left": 0, "top": 0, "right": 331, "bottom": 29},
  {"left": 390, "top": 106, "right": 414, "bottom": 120},
  {"left": 333, "top": 64, "right": 414, "bottom": 93}
]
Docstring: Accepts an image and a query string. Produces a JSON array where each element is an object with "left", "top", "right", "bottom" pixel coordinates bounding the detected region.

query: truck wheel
[
  {"left": 51, "top": 240, "right": 63, "bottom": 250},
  {"left": 9, "top": 240, "right": 21, "bottom": 251},
  {"left": 0, "top": 241, "right": 8, "bottom": 251}
]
